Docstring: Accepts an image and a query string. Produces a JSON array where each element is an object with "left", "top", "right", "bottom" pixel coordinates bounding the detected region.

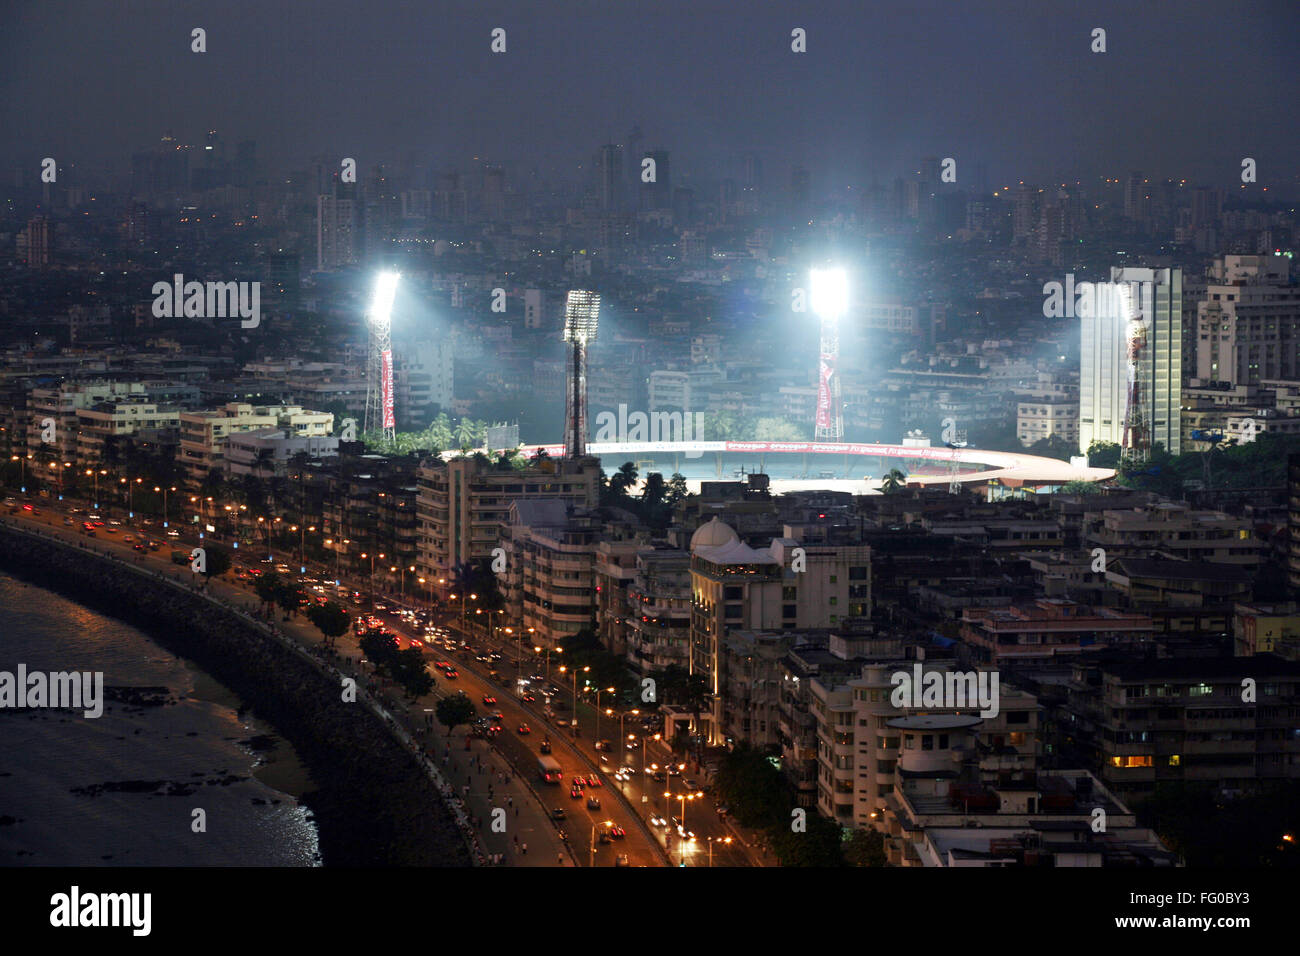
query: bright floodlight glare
[
  {"left": 370, "top": 271, "right": 400, "bottom": 326},
  {"left": 563, "top": 290, "right": 601, "bottom": 342},
  {"left": 810, "top": 268, "right": 848, "bottom": 319}
]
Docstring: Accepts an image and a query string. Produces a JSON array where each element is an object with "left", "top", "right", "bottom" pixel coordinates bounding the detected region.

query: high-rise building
[
  {"left": 1289, "top": 452, "right": 1300, "bottom": 597},
  {"left": 1194, "top": 255, "right": 1300, "bottom": 387},
  {"left": 17, "top": 216, "right": 52, "bottom": 268},
  {"left": 1079, "top": 267, "right": 1182, "bottom": 457},
  {"left": 596, "top": 144, "right": 623, "bottom": 212},
  {"left": 316, "top": 193, "right": 358, "bottom": 272},
  {"left": 639, "top": 148, "right": 670, "bottom": 210}
]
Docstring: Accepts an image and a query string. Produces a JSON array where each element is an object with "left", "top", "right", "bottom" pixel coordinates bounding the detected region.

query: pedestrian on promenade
[{"left": 521, "top": 842, "right": 527, "bottom": 855}]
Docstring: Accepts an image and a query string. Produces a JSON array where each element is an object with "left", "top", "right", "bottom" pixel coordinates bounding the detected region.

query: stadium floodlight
[
  {"left": 364, "top": 271, "right": 400, "bottom": 442},
  {"left": 810, "top": 267, "right": 848, "bottom": 320},
  {"left": 369, "top": 271, "right": 400, "bottom": 328},
  {"left": 563, "top": 290, "right": 601, "bottom": 343}
]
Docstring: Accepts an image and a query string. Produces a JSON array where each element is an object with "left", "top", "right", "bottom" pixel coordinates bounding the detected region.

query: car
[
  {"left": 614, "top": 853, "right": 630, "bottom": 867},
  {"left": 408, "top": 638, "right": 422, "bottom": 648},
  {"left": 571, "top": 777, "right": 585, "bottom": 789},
  {"left": 103, "top": 527, "right": 118, "bottom": 534},
  {"left": 587, "top": 774, "right": 602, "bottom": 788},
  {"left": 108, "top": 519, "right": 121, "bottom": 526},
  {"left": 608, "top": 824, "right": 625, "bottom": 839},
  {"left": 482, "top": 695, "right": 497, "bottom": 705},
  {"left": 166, "top": 529, "right": 180, "bottom": 537},
  {"left": 444, "top": 670, "right": 458, "bottom": 679},
  {"left": 682, "top": 778, "right": 700, "bottom": 791},
  {"left": 517, "top": 724, "right": 531, "bottom": 735},
  {"left": 648, "top": 815, "right": 667, "bottom": 829},
  {"left": 570, "top": 788, "right": 583, "bottom": 800},
  {"left": 63, "top": 517, "right": 75, "bottom": 525},
  {"left": 123, "top": 535, "right": 134, "bottom": 542},
  {"left": 598, "top": 829, "right": 612, "bottom": 844},
  {"left": 489, "top": 712, "right": 505, "bottom": 723},
  {"left": 651, "top": 770, "right": 666, "bottom": 783},
  {"left": 520, "top": 693, "right": 536, "bottom": 703},
  {"left": 148, "top": 541, "right": 161, "bottom": 551},
  {"left": 667, "top": 766, "right": 681, "bottom": 776},
  {"left": 373, "top": 603, "right": 387, "bottom": 611},
  {"left": 475, "top": 654, "right": 490, "bottom": 663},
  {"left": 22, "top": 504, "right": 33, "bottom": 512},
  {"left": 132, "top": 543, "right": 146, "bottom": 552},
  {"left": 436, "top": 661, "right": 451, "bottom": 670},
  {"left": 595, "top": 739, "right": 612, "bottom": 751},
  {"left": 540, "top": 739, "right": 552, "bottom": 754},
  {"left": 620, "top": 766, "right": 636, "bottom": 777},
  {"left": 550, "top": 808, "right": 566, "bottom": 821},
  {"left": 587, "top": 796, "right": 601, "bottom": 811},
  {"left": 92, "top": 519, "right": 105, "bottom": 527}
]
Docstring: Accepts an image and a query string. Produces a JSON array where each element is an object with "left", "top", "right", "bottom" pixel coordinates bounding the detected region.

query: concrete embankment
[{"left": 0, "top": 524, "right": 471, "bottom": 867}]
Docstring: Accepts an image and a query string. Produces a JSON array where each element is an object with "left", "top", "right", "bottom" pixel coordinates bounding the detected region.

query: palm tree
[
  {"left": 453, "top": 418, "right": 477, "bottom": 449},
  {"left": 609, "top": 462, "right": 639, "bottom": 496},
  {"left": 429, "top": 413, "right": 453, "bottom": 450},
  {"left": 880, "top": 468, "right": 907, "bottom": 494}
]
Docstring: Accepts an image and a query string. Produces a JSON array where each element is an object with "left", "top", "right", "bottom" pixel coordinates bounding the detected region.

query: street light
[
  {"left": 707, "top": 835, "right": 732, "bottom": 867},
  {"left": 153, "top": 485, "right": 176, "bottom": 526},
  {"left": 590, "top": 819, "right": 614, "bottom": 867},
  {"left": 594, "top": 687, "right": 615, "bottom": 742}
]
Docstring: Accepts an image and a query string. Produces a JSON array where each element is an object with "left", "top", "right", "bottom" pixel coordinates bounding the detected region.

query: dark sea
[{"left": 0, "top": 572, "right": 320, "bottom": 866}]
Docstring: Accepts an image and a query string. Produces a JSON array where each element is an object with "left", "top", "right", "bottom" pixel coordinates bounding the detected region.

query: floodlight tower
[
  {"left": 810, "top": 268, "right": 848, "bottom": 441},
  {"left": 364, "top": 271, "right": 400, "bottom": 443},
  {"left": 562, "top": 290, "right": 601, "bottom": 458}
]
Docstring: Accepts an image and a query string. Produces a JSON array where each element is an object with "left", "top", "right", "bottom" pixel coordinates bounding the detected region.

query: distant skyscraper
[
  {"left": 640, "top": 148, "right": 670, "bottom": 210},
  {"left": 596, "top": 144, "right": 623, "bottom": 212},
  {"left": 1079, "top": 267, "right": 1182, "bottom": 458},
  {"left": 316, "top": 194, "right": 358, "bottom": 272},
  {"left": 17, "top": 216, "right": 52, "bottom": 268},
  {"left": 267, "top": 250, "right": 301, "bottom": 312},
  {"left": 1124, "top": 172, "right": 1150, "bottom": 225},
  {"left": 482, "top": 165, "right": 506, "bottom": 221}
]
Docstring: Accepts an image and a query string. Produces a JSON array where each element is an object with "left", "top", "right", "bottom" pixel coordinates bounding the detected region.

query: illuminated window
[
  {"left": 1109, "top": 755, "right": 1153, "bottom": 768},
  {"left": 1168, "top": 755, "right": 1181, "bottom": 766}
]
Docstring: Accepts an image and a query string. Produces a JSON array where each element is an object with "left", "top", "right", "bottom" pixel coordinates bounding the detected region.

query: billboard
[{"left": 381, "top": 349, "right": 395, "bottom": 430}]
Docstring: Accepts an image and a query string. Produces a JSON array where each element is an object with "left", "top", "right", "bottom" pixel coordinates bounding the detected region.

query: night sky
[{"left": 3, "top": 0, "right": 1297, "bottom": 193}]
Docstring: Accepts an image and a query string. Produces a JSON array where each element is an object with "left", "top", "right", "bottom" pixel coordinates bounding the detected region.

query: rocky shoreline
[{"left": 0, "top": 525, "right": 471, "bottom": 867}]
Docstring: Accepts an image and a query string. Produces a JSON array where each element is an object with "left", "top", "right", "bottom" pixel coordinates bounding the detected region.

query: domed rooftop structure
[{"left": 690, "top": 517, "right": 739, "bottom": 550}]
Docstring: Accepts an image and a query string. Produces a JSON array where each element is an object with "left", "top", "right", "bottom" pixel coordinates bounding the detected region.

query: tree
[
  {"left": 609, "top": 462, "right": 639, "bottom": 497},
  {"left": 641, "top": 472, "right": 667, "bottom": 509},
  {"left": 454, "top": 418, "right": 477, "bottom": 449},
  {"left": 1057, "top": 479, "right": 1104, "bottom": 496},
  {"left": 843, "top": 828, "right": 888, "bottom": 866},
  {"left": 771, "top": 811, "right": 845, "bottom": 866},
  {"left": 253, "top": 570, "right": 282, "bottom": 610},
  {"left": 392, "top": 646, "right": 435, "bottom": 698},
  {"left": 360, "top": 629, "right": 399, "bottom": 664},
  {"left": 1087, "top": 441, "right": 1122, "bottom": 468},
  {"left": 306, "top": 600, "right": 351, "bottom": 648},
  {"left": 436, "top": 695, "right": 477, "bottom": 736},
  {"left": 275, "top": 580, "right": 308, "bottom": 620},
  {"left": 879, "top": 469, "right": 907, "bottom": 494},
  {"left": 1028, "top": 434, "right": 1077, "bottom": 462},
  {"left": 666, "top": 473, "right": 690, "bottom": 504},
  {"left": 201, "top": 543, "right": 232, "bottom": 578}
]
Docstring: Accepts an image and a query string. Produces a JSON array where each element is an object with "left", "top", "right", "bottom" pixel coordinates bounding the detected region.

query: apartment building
[
  {"left": 961, "top": 599, "right": 1156, "bottom": 667},
  {"left": 26, "top": 382, "right": 150, "bottom": 460},
  {"left": 414, "top": 454, "right": 601, "bottom": 588},
  {"left": 1062, "top": 655, "right": 1300, "bottom": 799},
  {"left": 177, "top": 403, "right": 332, "bottom": 485},
  {"left": 74, "top": 400, "right": 181, "bottom": 462},
  {"left": 223, "top": 428, "right": 339, "bottom": 480},
  {"left": 1194, "top": 254, "right": 1300, "bottom": 387},
  {"left": 624, "top": 548, "right": 692, "bottom": 676},
  {"left": 810, "top": 660, "right": 1041, "bottom": 834},
  {"left": 689, "top": 517, "right": 871, "bottom": 744},
  {"left": 1084, "top": 502, "right": 1261, "bottom": 567},
  {"left": 499, "top": 499, "right": 601, "bottom": 648}
]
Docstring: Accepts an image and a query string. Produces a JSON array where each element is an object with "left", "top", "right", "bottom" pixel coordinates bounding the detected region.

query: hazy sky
[{"left": 3, "top": 0, "right": 1297, "bottom": 193}]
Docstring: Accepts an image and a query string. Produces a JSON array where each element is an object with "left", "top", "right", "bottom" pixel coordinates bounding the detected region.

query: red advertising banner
[
  {"left": 381, "top": 349, "right": 395, "bottom": 429},
  {"left": 816, "top": 357, "right": 833, "bottom": 428}
]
